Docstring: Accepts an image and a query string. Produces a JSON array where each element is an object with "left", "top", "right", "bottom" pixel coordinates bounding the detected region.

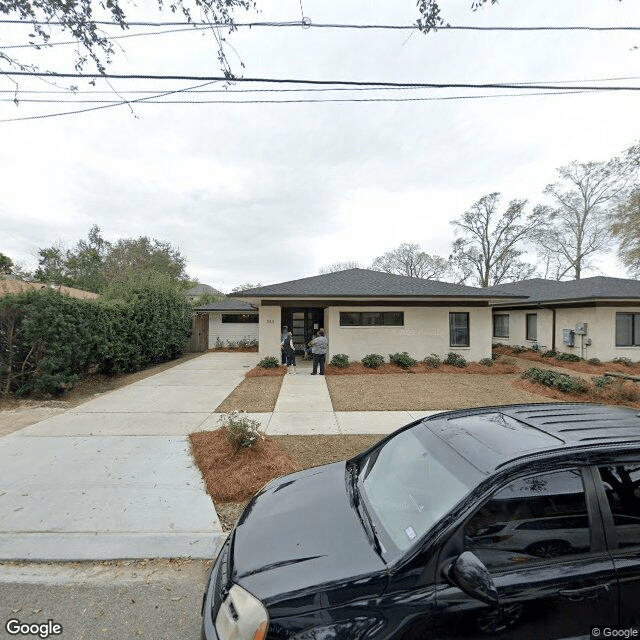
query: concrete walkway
[
  {"left": 244, "top": 360, "right": 438, "bottom": 435},
  {"left": 0, "top": 353, "right": 437, "bottom": 562},
  {"left": 0, "top": 353, "right": 258, "bottom": 561}
]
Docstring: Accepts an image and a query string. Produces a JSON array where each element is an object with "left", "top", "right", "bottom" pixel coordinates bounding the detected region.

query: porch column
[{"left": 259, "top": 305, "right": 281, "bottom": 359}]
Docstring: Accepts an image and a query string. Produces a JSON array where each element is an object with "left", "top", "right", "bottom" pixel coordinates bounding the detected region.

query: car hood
[{"left": 230, "top": 462, "right": 387, "bottom": 610}]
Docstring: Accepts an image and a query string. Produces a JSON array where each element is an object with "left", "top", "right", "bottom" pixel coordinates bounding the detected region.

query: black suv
[{"left": 201, "top": 403, "right": 640, "bottom": 639}]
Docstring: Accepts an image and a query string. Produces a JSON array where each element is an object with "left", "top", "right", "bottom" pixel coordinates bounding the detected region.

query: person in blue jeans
[{"left": 310, "top": 328, "right": 327, "bottom": 375}]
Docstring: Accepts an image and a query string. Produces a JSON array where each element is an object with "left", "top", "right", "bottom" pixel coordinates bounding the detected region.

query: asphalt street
[{"left": 0, "top": 559, "right": 210, "bottom": 640}]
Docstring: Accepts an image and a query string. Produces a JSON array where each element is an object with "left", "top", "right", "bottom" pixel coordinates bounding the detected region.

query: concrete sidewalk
[{"left": 0, "top": 353, "right": 258, "bottom": 561}]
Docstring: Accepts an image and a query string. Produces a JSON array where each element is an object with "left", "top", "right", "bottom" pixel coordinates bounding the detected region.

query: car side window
[
  {"left": 597, "top": 463, "right": 640, "bottom": 550},
  {"left": 464, "top": 469, "right": 590, "bottom": 570}
]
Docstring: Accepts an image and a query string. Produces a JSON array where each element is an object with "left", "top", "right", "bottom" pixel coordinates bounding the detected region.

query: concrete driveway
[{"left": 0, "top": 353, "right": 259, "bottom": 561}]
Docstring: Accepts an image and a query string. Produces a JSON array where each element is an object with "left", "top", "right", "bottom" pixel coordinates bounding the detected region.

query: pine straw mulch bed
[
  {"left": 512, "top": 376, "right": 640, "bottom": 409},
  {"left": 190, "top": 430, "right": 382, "bottom": 531},
  {"left": 493, "top": 346, "right": 640, "bottom": 376},
  {"left": 324, "top": 362, "right": 520, "bottom": 375}
]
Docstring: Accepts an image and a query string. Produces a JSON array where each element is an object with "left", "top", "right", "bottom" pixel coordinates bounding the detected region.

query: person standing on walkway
[
  {"left": 280, "top": 325, "right": 288, "bottom": 364},
  {"left": 310, "top": 328, "right": 327, "bottom": 375},
  {"left": 283, "top": 331, "right": 297, "bottom": 374}
]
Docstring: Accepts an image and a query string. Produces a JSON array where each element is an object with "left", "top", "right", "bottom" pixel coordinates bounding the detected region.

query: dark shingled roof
[
  {"left": 195, "top": 298, "right": 258, "bottom": 312},
  {"left": 184, "top": 283, "right": 225, "bottom": 297},
  {"left": 235, "top": 268, "right": 518, "bottom": 299},
  {"left": 486, "top": 276, "right": 640, "bottom": 305}
]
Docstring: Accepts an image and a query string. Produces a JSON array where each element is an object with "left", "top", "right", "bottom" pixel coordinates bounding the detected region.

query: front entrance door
[{"left": 281, "top": 308, "right": 324, "bottom": 354}]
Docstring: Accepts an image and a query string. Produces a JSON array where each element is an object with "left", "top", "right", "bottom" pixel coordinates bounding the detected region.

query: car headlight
[{"left": 215, "top": 584, "right": 269, "bottom": 640}]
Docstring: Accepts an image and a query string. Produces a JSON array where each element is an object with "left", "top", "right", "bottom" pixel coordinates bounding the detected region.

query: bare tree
[
  {"left": 611, "top": 187, "right": 640, "bottom": 277},
  {"left": 371, "top": 243, "right": 450, "bottom": 280},
  {"left": 318, "top": 261, "right": 363, "bottom": 275},
  {"left": 530, "top": 158, "right": 635, "bottom": 280},
  {"left": 230, "top": 282, "right": 263, "bottom": 293},
  {"left": 450, "top": 193, "right": 537, "bottom": 287}
]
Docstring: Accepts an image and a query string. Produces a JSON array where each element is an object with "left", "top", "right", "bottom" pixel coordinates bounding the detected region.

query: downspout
[{"left": 551, "top": 307, "right": 556, "bottom": 352}]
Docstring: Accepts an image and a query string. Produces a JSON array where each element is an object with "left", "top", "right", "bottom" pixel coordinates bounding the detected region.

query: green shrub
[
  {"left": 362, "top": 354, "right": 384, "bottom": 369},
  {"left": 541, "top": 349, "right": 558, "bottom": 359},
  {"left": 613, "top": 357, "right": 634, "bottom": 367},
  {"left": 0, "top": 274, "right": 192, "bottom": 397},
  {"left": 587, "top": 358, "right": 602, "bottom": 366},
  {"left": 218, "top": 410, "right": 264, "bottom": 452},
  {"left": 423, "top": 353, "right": 442, "bottom": 368},
  {"left": 258, "top": 356, "right": 280, "bottom": 369},
  {"left": 330, "top": 353, "right": 350, "bottom": 368},
  {"left": 444, "top": 352, "right": 467, "bottom": 368},
  {"left": 555, "top": 352, "right": 581, "bottom": 362},
  {"left": 389, "top": 352, "right": 417, "bottom": 369},
  {"left": 593, "top": 375, "right": 613, "bottom": 389},
  {"left": 522, "top": 367, "right": 588, "bottom": 394},
  {"left": 511, "top": 345, "right": 528, "bottom": 354},
  {"left": 479, "top": 357, "right": 493, "bottom": 367}
]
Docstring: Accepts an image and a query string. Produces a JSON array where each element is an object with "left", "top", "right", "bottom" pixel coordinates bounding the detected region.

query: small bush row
[{"left": 521, "top": 367, "right": 589, "bottom": 394}]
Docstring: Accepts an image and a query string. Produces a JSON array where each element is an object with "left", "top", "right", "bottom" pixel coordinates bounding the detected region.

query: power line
[
  {"left": 2, "top": 71, "right": 640, "bottom": 92},
  {"left": 0, "top": 89, "right": 597, "bottom": 105},
  {"left": 3, "top": 75, "right": 639, "bottom": 95},
  {"left": 1, "top": 19, "right": 640, "bottom": 31}
]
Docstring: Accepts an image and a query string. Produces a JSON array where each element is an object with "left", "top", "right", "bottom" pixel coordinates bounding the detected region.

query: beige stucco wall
[
  {"left": 324, "top": 306, "right": 493, "bottom": 362},
  {"left": 207, "top": 312, "right": 259, "bottom": 349},
  {"left": 258, "top": 305, "right": 282, "bottom": 359},
  {"left": 491, "top": 309, "right": 554, "bottom": 349},
  {"left": 492, "top": 306, "right": 640, "bottom": 361}
]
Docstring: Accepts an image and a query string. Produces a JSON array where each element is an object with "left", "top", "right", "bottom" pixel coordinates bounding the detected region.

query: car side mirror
[{"left": 446, "top": 551, "right": 499, "bottom": 606}]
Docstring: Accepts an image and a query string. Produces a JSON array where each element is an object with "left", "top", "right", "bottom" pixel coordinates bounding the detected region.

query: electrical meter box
[
  {"left": 575, "top": 322, "right": 588, "bottom": 335},
  {"left": 563, "top": 329, "right": 575, "bottom": 346}
]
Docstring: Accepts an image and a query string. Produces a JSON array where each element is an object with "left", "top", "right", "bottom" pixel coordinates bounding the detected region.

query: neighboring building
[
  {"left": 194, "top": 298, "right": 259, "bottom": 349},
  {"left": 486, "top": 277, "right": 640, "bottom": 361},
  {"left": 184, "top": 283, "right": 224, "bottom": 301},
  {"left": 235, "top": 268, "right": 517, "bottom": 361},
  {"left": 0, "top": 278, "right": 99, "bottom": 300}
]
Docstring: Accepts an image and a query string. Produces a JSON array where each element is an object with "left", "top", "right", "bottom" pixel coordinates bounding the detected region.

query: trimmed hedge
[{"left": 0, "top": 274, "right": 192, "bottom": 397}]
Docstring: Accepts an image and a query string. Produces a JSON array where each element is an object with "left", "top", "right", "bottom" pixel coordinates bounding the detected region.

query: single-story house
[
  {"left": 235, "top": 268, "right": 518, "bottom": 361},
  {"left": 485, "top": 277, "right": 640, "bottom": 361},
  {"left": 193, "top": 298, "right": 259, "bottom": 349}
]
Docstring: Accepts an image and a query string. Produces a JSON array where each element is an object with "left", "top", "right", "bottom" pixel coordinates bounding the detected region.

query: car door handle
[{"left": 558, "top": 584, "right": 611, "bottom": 601}]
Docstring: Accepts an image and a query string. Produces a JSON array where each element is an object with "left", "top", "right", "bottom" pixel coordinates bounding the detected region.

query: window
[
  {"left": 493, "top": 314, "right": 509, "bottom": 338},
  {"left": 221, "top": 314, "right": 259, "bottom": 323},
  {"left": 597, "top": 463, "right": 640, "bottom": 550},
  {"left": 449, "top": 313, "right": 469, "bottom": 347},
  {"left": 526, "top": 313, "right": 538, "bottom": 341},
  {"left": 339, "top": 311, "right": 404, "bottom": 327},
  {"left": 616, "top": 313, "right": 640, "bottom": 346},
  {"left": 465, "top": 469, "right": 590, "bottom": 570}
]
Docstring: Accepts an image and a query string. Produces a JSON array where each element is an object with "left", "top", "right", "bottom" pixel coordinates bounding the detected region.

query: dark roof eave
[{"left": 491, "top": 296, "right": 640, "bottom": 308}]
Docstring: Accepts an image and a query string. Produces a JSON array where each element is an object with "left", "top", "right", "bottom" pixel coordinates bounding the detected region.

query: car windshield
[{"left": 358, "top": 423, "right": 480, "bottom": 555}]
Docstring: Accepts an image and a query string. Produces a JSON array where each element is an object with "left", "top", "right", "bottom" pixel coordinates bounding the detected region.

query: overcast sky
[{"left": 2, "top": 0, "right": 640, "bottom": 291}]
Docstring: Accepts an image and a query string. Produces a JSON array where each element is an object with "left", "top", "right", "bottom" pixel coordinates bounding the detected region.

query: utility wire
[
  {"left": 2, "top": 72, "right": 640, "bottom": 92},
  {"left": 1, "top": 19, "right": 639, "bottom": 31}
]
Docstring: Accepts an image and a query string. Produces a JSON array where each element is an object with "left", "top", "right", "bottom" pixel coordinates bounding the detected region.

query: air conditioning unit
[{"left": 575, "top": 322, "right": 588, "bottom": 335}]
